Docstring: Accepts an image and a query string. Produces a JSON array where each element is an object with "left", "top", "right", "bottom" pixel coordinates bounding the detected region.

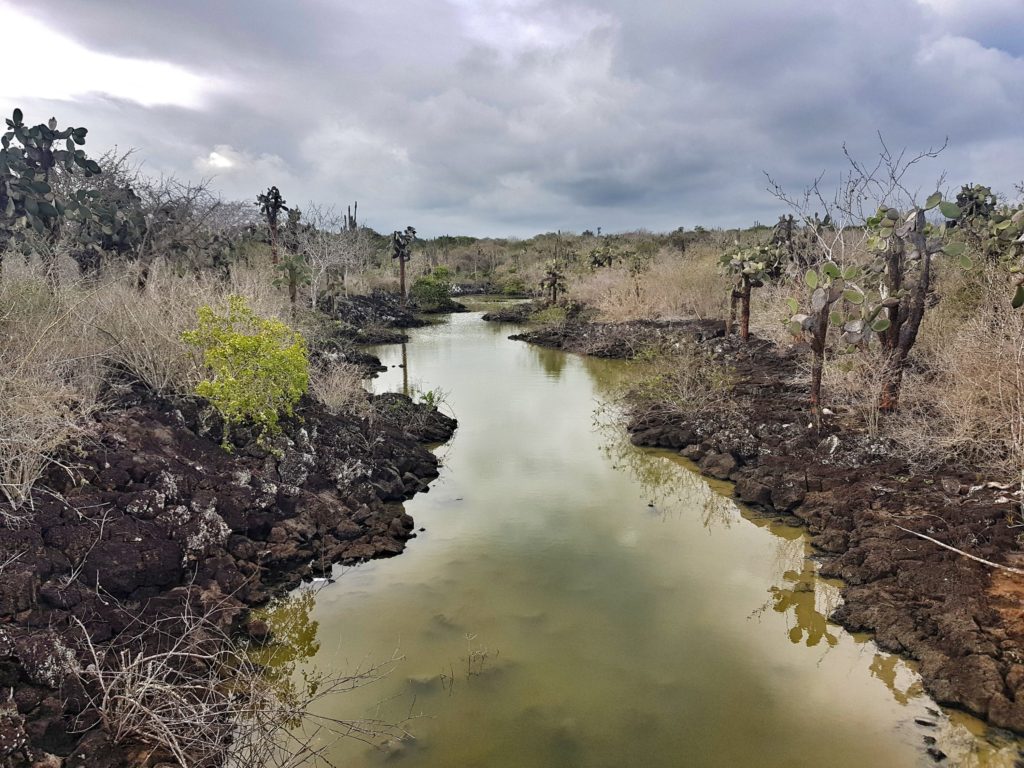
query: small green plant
[
  {"left": 182, "top": 296, "right": 309, "bottom": 446},
  {"left": 414, "top": 387, "right": 447, "bottom": 410}
]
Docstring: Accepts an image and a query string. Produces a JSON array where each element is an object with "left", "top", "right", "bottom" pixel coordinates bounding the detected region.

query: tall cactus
[
  {"left": 786, "top": 261, "right": 857, "bottom": 427},
  {"left": 862, "top": 194, "right": 963, "bottom": 410},
  {"left": 539, "top": 262, "right": 567, "bottom": 304},
  {"left": 391, "top": 225, "right": 416, "bottom": 305},
  {"left": 256, "top": 186, "right": 288, "bottom": 265},
  {"left": 722, "top": 242, "right": 784, "bottom": 341}
]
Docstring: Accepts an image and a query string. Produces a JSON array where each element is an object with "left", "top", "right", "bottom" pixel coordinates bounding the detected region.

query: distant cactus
[
  {"left": 274, "top": 207, "right": 311, "bottom": 307},
  {"left": 944, "top": 183, "right": 1024, "bottom": 306},
  {"left": 391, "top": 225, "right": 416, "bottom": 304},
  {"left": 721, "top": 242, "right": 784, "bottom": 342},
  {"left": 539, "top": 262, "right": 567, "bottom": 304},
  {"left": 256, "top": 186, "right": 288, "bottom": 265}
]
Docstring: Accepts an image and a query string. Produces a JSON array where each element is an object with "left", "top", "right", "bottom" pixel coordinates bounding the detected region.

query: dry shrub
[
  {"left": 72, "top": 595, "right": 404, "bottom": 768},
  {"left": 310, "top": 362, "right": 370, "bottom": 417},
  {"left": 891, "top": 300, "right": 1024, "bottom": 479},
  {"left": 0, "top": 273, "right": 102, "bottom": 520},
  {"left": 86, "top": 278, "right": 206, "bottom": 396},
  {"left": 569, "top": 244, "right": 730, "bottom": 322},
  {"left": 749, "top": 277, "right": 805, "bottom": 346},
  {"left": 820, "top": 350, "right": 891, "bottom": 437},
  {"left": 625, "top": 341, "right": 738, "bottom": 423},
  {"left": 0, "top": 370, "right": 91, "bottom": 518}
]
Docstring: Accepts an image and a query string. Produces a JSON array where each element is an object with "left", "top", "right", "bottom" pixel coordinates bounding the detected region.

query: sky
[{"left": 1, "top": 0, "right": 1022, "bottom": 238}]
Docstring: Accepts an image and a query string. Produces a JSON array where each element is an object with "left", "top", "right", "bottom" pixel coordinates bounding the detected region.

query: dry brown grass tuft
[
  {"left": 624, "top": 341, "right": 740, "bottom": 424},
  {"left": 0, "top": 270, "right": 102, "bottom": 519},
  {"left": 891, "top": 297, "right": 1024, "bottom": 479},
  {"left": 310, "top": 362, "right": 370, "bottom": 417},
  {"left": 72, "top": 594, "right": 405, "bottom": 768}
]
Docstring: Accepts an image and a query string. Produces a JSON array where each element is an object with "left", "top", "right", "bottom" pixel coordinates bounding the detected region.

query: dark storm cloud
[{"left": 2, "top": 0, "right": 1022, "bottom": 236}]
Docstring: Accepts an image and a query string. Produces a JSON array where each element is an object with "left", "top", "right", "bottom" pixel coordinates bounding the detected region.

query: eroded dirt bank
[
  {"left": 0, "top": 324, "right": 455, "bottom": 766},
  {"left": 512, "top": 318, "right": 1024, "bottom": 737}
]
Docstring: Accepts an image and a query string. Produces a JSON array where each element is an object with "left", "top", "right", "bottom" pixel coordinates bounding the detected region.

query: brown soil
[
  {"left": 514, "top": 321, "right": 1024, "bottom": 736},
  {"left": 0, "top": 387, "right": 456, "bottom": 767}
]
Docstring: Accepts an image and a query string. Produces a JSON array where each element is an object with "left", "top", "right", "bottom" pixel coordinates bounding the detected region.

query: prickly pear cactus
[{"left": 1, "top": 109, "right": 97, "bottom": 241}]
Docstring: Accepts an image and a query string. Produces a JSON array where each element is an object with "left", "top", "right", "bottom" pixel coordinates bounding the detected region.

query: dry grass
[
  {"left": 0, "top": 266, "right": 103, "bottom": 518},
  {"left": 569, "top": 244, "right": 730, "bottom": 322},
  {"left": 624, "top": 341, "right": 739, "bottom": 424},
  {"left": 891, "top": 295, "right": 1024, "bottom": 479},
  {"left": 0, "top": 259, "right": 304, "bottom": 522},
  {"left": 72, "top": 595, "right": 405, "bottom": 768},
  {"left": 310, "top": 362, "right": 370, "bottom": 417},
  {"left": 748, "top": 278, "right": 802, "bottom": 346},
  {"left": 820, "top": 350, "right": 891, "bottom": 437}
]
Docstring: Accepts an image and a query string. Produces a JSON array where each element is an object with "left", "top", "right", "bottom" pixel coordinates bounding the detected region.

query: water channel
[{"left": 284, "top": 309, "right": 1020, "bottom": 767}]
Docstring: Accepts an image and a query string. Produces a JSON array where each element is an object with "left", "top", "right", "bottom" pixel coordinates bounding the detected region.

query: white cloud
[{"left": 0, "top": 4, "right": 219, "bottom": 108}]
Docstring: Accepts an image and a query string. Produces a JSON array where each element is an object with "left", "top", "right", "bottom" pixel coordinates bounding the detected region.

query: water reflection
[
  {"left": 251, "top": 589, "right": 323, "bottom": 700},
  {"left": 595, "top": 414, "right": 735, "bottom": 529},
  {"left": 770, "top": 560, "right": 840, "bottom": 648},
  {"left": 531, "top": 345, "right": 568, "bottom": 379},
  {"left": 306, "top": 311, "right": 1023, "bottom": 767}
]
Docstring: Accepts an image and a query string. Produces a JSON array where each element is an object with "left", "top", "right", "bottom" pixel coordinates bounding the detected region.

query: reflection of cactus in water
[{"left": 770, "top": 561, "right": 839, "bottom": 649}]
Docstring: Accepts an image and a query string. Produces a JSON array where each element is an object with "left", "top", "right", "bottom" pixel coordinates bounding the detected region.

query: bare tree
[{"left": 301, "top": 205, "right": 372, "bottom": 311}]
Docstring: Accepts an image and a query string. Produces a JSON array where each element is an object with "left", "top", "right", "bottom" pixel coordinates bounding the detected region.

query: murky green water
[{"left": 287, "top": 310, "right": 1020, "bottom": 766}]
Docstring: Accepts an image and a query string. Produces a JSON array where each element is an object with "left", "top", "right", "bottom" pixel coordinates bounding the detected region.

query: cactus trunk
[
  {"left": 399, "top": 257, "right": 407, "bottom": 306},
  {"left": 727, "top": 289, "right": 739, "bottom": 336},
  {"left": 739, "top": 279, "right": 752, "bottom": 342},
  {"left": 809, "top": 307, "right": 829, "bottom": 430}
]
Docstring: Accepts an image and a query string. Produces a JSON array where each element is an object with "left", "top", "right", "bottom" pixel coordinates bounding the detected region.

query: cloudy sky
[{"left": 2, "top": 0, "right": 1022, "bottom": 237}]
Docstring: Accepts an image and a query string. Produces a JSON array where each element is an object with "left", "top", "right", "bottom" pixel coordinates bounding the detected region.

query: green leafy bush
[
  {"left": 182, "top": 296, "right": 308, "bottom": 444},
  {"left": 410, "top": 266, "right": 454, "bottom": 310}
]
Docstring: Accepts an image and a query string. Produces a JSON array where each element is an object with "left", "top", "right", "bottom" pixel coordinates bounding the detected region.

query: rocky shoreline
[
  {"left": 511, "top": 318, "right": 1024, "bottom": 737},
  {"left": 0, "top": 300, "right": 456, "bottom": 767}
]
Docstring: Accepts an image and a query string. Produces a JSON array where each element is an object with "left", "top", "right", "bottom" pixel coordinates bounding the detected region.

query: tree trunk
[
  {"left": 288, "top": 272, "right": 297, "bottom": 308},
  {"left": 270, "top": 222, "right": 279, "bottom": 265},
  {"left": 727, "top": 289, "right": 739, "bottom": 336},
  {"left": 809, "top": 308, "right": 829, "bottom": 431},
  {"left": 739, "top": 280, "right": 752, "bottom": 342},
  {"left": 399, "top": 257, "right": 407, "bottom": 305}
]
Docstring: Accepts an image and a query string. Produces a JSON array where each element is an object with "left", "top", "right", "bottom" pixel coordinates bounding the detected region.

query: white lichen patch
[{"left": 182, "top": 509, "right": 231, "bottom": 562}]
